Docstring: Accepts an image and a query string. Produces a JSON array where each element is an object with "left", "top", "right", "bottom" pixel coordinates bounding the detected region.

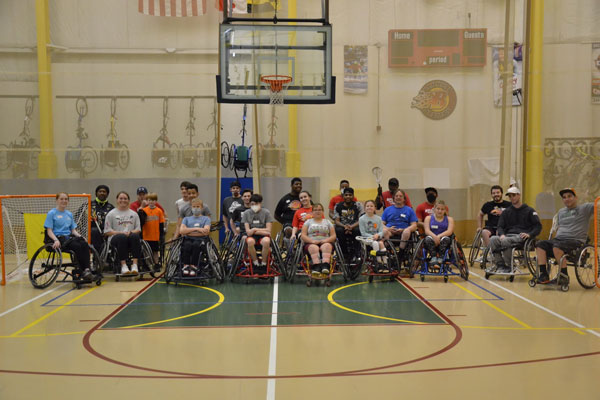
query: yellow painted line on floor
[
  {"left": 449, "top": 279, "right": 532, "bottom": 329},
  {"left": 8, "top": 286, "right": 99, "bottom": 337},
  {"left": 327, "top": 281, "right": 427, "bottom": 325},
  {"left": 116, "top": 283, "right": 225, "bottom": 329}
]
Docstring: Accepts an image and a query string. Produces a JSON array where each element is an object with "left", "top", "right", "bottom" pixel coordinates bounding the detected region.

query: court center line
[
  {"left": 469, "top": 271, "right": 600, "bottom": 338},
  {"left": 266, "top": 276, "right": 278, "bottom": 400},
  {"left": 0, "top": 283, "right": 66, "bottom": 319},
  {"left": 9, "top": 285, "right": 98, "bottom": 337},
  {"left": 450, "top": 279, "right": 532, "bottom": 329}
]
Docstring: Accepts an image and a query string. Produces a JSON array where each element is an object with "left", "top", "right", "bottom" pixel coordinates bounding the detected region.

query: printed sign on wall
[
  {"left": 344, "top": 45, "right": 368, "bottom": 94},
  {"left": 592, "top": 43, "right": 600, "bottom": 104}
]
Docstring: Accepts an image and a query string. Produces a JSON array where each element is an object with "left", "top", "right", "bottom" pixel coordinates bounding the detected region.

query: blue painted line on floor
[
  {"left": 41, "top": 287, "right": 76, "bottom": 307},
  {"left": 466, "top": 279, "right": 504, "bottom": 300}
]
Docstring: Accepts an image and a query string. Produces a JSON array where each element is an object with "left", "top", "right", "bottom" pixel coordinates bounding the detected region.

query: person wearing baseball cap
[
  {"left": 90, "top": 184, "right": 114, "bottom": 253},
  {"left": 130, "top": 186, "right": 166, "bottom": 215},
  {"left": 534, "top": 188, "right": 595, "bottom": 285},
  {"left": 489, "top": 186, "right": 542, "bottom": 273},
  {"left": 377, "top": 177, "right": 412, "bottom": 210}
]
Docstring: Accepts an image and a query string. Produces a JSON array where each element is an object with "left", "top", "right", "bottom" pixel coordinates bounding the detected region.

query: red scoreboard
[{"left": 388, "top": 28, "right": 487, "bottom": 68}]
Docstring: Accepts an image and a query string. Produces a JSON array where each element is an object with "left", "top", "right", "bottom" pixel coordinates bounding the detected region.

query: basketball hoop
[{"left": 261, "top": 75, "right": 292, "bottom": 105}]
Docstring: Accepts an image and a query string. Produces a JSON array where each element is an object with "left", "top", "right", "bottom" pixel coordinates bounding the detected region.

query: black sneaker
[{"left": 536, "top": 273, "right": 550, "bottom": 284}]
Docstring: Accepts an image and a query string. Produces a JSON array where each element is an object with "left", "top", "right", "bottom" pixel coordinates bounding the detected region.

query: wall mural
[
  {"left": 0, "top": 97, "right": 40, "bottom": 178},
  {"left": 543, "top": 137, "right": 600, "bottom": 201}
]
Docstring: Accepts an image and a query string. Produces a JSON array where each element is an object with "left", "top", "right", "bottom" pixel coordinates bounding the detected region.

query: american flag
[{"left": 138, "top": 0, "right": 207, "bottom": 17}]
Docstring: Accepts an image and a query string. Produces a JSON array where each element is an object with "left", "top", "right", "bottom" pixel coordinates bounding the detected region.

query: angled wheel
[
  {"left": 469, "top": 230, "right": 483, "bottom": 267},
  {"left": 383, "top": 240, "right": 400, "bottom": 275},
  {"left": 28, "top": 146, "right": 40, "bottom": 170},
  {"left": 207, "top": 240, "right": 224, "bottom": 283},
  {"left": 524, "top": 238, "right": 537, "bottom": 276},
  {"left": 220, "top": 141, "right": 231, "bottom": 169},
  {"left": 164, "top": 239, "right": 181, "bottom": 283},
  {"left": 574, "top": 245, "right": 597, "bottom": 289},
  {"left": 334, "top": 240, "right": 348, "bottom": 280},
  {"left": 118, "top": 144, "right": 130, "bottom": 170},
  {"left": 271, "top": 241, "right": 285, "bottom": 279},
  {"left": 0, "top": 143, "right": 10, "bottom": 170},
  {"left": 409, "top": 238, "right": 426, "bottom": 278},
  {"left": 480, "top": 247, "right": 492, "bottom": 272},
  {"left": 139, "top": 240, "right": 155, "bottom": 277},
  {"left": 169, "top": 143, "right": 180, "bottom": 169},
  {"left": 29, "top": 244, "right": 62, "bottom": 289},
  {"left": 452, "top": 241, "right": 469, "bottom": 281}
]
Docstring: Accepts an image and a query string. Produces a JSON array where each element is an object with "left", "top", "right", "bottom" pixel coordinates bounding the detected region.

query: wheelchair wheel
[
  {"left": 409, "top": 238, "right": 426, "bottom": 278},
  {"left": 452, "top": 241, "right": 469, "bottom": 281},
  {"left": 207, "top": 240, "right": 224, "bottom": 283},
  {"left": 574, "top": 245, "right": 597, "bottom": 289},
  {"left": 524, "top": 238, "right": 537, "bottom": 276},
  {"left": 383, "top": 240, "right": 400, "bottom": 274},
  {"left": 228, "top": 240, "right": 246, "bottom": 281},
  {"left": 468, "top": 230, "right": 483, "bottom": 267},
  {"left": 286, "top": 239, "right": 304, "bottom": 282},
  {"left": 271, "top": 241, "right": 285, "bottom": 279},
  {"left": 480, "top": 247, "right": 492, "bottom": 272},
  {"left": 164, "top": 239, "right": 181, "bottom": 283},
  {"left": 29, "top": 244, "right": 62, "bottom": 289},
  {"left": 140, "top": 240, "right": 157, "bottom": 277},
  {"left": 333, "top": 240, "right": 349, "bottom": 281}
]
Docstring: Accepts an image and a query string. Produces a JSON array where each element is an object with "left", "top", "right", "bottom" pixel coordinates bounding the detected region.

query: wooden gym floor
[{"left": 1, "top": 254, "right": 599, "bottom": 400}]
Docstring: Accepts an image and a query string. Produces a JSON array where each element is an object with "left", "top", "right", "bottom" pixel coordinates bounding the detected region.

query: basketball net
[{"left": 261, "top": 75, "right": 292, "bottom": 106}]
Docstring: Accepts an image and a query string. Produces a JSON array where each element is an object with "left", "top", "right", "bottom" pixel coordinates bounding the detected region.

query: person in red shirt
[
  {"left": 416, "top": 187, "right": 448, "bottom": 230},
  {"left": 377, "top": 177, "right": 412, "bottom": 210},
  {"left": 292, "top": 191, "right": 313, "bottom": 237},
  {"left": 328, "top": 179, "right": 357, "bottom": 219},
  {"left": 130, "top": 186, "right": 166, "bottom": 215}
]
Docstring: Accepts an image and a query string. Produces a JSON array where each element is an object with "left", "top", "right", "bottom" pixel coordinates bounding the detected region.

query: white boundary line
[
  {"left": 0, "top": 283, "right": 66, "bottom": 319},
  {"left": 266, "top": 276, "right": 279, "bottom": 400},
  {"left": 469, "top": 271, "right": 600, "bottom": 338}
]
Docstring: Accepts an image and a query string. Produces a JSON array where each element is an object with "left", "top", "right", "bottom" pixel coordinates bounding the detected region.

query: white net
[
  {"left": 1, "top": 195, "right": 90, "bottom": 282},
  {"left": 261, "top": 76, "right": 292, "bottom": 106}
]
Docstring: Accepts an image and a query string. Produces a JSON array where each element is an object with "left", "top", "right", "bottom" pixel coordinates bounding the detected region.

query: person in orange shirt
[{"left": 140, "top": 192, "right": 165, "bottom": 271}]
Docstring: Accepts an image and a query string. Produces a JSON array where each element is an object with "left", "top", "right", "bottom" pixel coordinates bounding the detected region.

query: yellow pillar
[
  {"left": 524, "top": 0, "right": 544, "bottom": 203},
  {"left": 286, "top": 0, "right": 300, "bottom": 177},
  {"left": 35, "top": 0, "right": 57, "bottom": 178}
]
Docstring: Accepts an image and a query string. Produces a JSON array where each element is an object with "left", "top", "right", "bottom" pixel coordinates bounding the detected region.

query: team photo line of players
[{"left": 64, "top": 176, "right": 593, "bottom": 285}]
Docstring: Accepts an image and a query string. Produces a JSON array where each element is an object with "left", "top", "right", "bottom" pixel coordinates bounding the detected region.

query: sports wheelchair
[
  {"left": 356, "top": 236, "right": 400, "bottom": 283},
  {"left": 481, "top": 237, "right": 536, "bottom": 282},
  {"left": 528, "top": 215, "right": 598, "bottom": 291},
  {"left": 409, "top": 235, "right": 469, "bottom": 282},
  {"left": 99, "top": 235, "right": 158, "bottom": 281},
  {"left": 384, "top": 231, "right": 421, "bottom": 276},
  {"left": 468, "top": 229, "right": 489, "bottom": 268},
  {"left": 285, "top": 236, "right": 350, "bottom": 287},
  {"left": 29, "top": 237, "right": 102, "bottom": 289},
  {"left": 164, "top": 235, "right": 224, "bottom": 285},
  {"left": 227, "top": 234, "right": 285, "bottom": 283}
]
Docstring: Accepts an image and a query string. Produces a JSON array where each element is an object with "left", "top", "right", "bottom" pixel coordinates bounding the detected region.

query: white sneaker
[
  {"left": 130, "top": 264, "right": 139, "bottom": 274},
  {"left": 121, "top": 265, "right": 130, "bottom": 275}
]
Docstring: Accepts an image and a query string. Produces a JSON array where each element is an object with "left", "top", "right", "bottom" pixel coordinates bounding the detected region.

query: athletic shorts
[
  {"left": 483, "top": 226, "right": 497, "bottom": 236},
  {"left": 146, "top": 240, "right": 160, "bottom": 252},
  {"left": 536, "top": 238, "right": 582, "bottom": 258},
  {"left": 247, "top": 235, "right": 270, "bottom": 245}
]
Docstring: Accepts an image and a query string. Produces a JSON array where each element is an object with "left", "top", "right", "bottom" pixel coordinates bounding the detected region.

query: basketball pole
[{"left": 286, "top": 0, "right": 300, "bottom": 178}]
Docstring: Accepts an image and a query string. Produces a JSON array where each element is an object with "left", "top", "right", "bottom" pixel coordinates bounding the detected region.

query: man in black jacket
[
  {"left": 489, "top": 187, "right": 542, "bottom": 273},
  {"left": 274, "top": 177, "right": 302, "bottom": 238}
]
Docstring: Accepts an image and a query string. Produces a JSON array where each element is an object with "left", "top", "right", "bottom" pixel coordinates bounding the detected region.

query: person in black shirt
[
  {"left": 91, "top": 184, "right": 114, "bottom": 253},
  {"left": 230, "top": 189, "right": 253, "bottom": 236},
  {"left": 274, "top": 177, "right": 302, "bottom": 238},
  {"left": 222, "top": 180, "right": 244, "bottom": 234},
  {"left": 334, "top": 187, "right": 364, "bottom": 261},
  {"left": 489, "top": 187, "right": 542, "bottom": 272},
  {"left": 477, "top": 185, "right": 511, "bottom": 247}
]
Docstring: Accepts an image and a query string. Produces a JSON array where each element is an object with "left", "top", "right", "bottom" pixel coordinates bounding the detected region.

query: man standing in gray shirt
[{"left": 534, "top": 188, "right": 595, "bottom": 285}]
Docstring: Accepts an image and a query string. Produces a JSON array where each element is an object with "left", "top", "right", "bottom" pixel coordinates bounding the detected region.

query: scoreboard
[{"left": 388, "top": 29, "right": 487, "bottom": 68}]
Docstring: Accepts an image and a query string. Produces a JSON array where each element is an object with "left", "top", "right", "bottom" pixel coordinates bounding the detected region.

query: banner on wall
[
  {"left": 139, "top": 0, "right": 207, "bottom": 16},
  {"left": 592, "top": 43, "right": 600, "bottom": 104},
  {"left": 344, "top": 45, "right": 368, "bottom": 94},
  {"left": 492, "top": 46, "right": 522, "bottom": 107}
]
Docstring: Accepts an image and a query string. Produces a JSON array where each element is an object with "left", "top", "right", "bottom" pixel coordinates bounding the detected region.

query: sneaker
[
  {"left": 321, "top": 264, "right": 330, "bottom": 275},
  {"left": 182, "top": 266, "right": 190, "bottom": 276},
  {"left": 536, "top": 272, "right": 550, "bottom": 284},
  {"left": 496, "top": 265, "right": 511, "bottom": 273},
  {"left": 311, "top": 269, "right": 321, "bottom": 277},
  {"left": 380, "top": 265, "right": 390, "bottom": 274},
  {"left": 82, "top": 269, "right": 93, "bottom": 281},
  {"left": 121, "top": 265, "right": 130, "bottom": 275},
  {"left": 189, "top": 266, "right": 197, "bottom": 277},
  {"left": 429, "top": 257, "right": 439, "bottom": 266},
  {"left": 130, "top": 264, "right": 139, "bottom": 275}
]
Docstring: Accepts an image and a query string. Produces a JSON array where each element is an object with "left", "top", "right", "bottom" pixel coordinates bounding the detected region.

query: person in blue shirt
[
  {"left": 179, "top": 198, "right": 212, "bottom": 277},
  {"left": 44, "top": 192, "right": 93, "bottom": 281},
  {"left": 382, "top": 190, "right": 418, "bottom": 259}
]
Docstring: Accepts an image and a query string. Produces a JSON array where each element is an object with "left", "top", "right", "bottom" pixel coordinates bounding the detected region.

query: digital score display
[{"left": 388, "top": 29, "right": 487, "bottom": 68}]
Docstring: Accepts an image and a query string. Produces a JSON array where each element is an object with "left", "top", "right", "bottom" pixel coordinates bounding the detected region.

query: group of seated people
[{"left": 46, "top": 175, "right": 595, "bottom": 286}]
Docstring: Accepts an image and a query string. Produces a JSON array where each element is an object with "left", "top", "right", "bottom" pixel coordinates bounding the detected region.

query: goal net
[
  {"left": 0, "top": 194, "right": 91, "bottom": 285},
  {"left": 595, "top": 197, "right": 600, "bottom": 289}
]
